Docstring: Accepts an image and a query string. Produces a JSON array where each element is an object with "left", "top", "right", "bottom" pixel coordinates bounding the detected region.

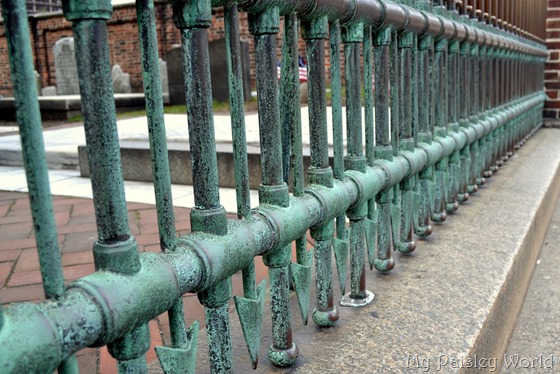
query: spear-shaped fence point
[
  {"left": 155, "top": 321, "right": 200, "bottom": 374},
  {"left": 290, "top": 249, "right": 314, "bottom": 325},
  {"left": 365, "top": 214, "right": 378, "bottom": 270},
  {"left": 447, "top": 163, "right": 460, "bottom": 213},
  {"left": 397, "top": 190, "right": 417, "bottom": 254},
  {"left": 432, "top": 171, "right": 448, "bottom": 222},
  {"left": 391, "top": 203, "right": 401, "bottom": 250},
  {"left": 412, "top": 190, "right": 421, "bottom": 225},
  {"left": 333, "top": 235, "right": 349, "bottom": 295},
  {"left": 234, "top": 279, "right": 267, "bottom": 369}
]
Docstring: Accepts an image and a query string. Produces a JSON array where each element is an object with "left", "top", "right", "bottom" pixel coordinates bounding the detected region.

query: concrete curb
[{"left": 147, "top": 128, "right": 560, "bottom": 373}]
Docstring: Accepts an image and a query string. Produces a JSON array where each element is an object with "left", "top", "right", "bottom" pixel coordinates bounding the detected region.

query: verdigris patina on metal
[{"left": 0, "top": 0, "right": 547, "bottom": 372}]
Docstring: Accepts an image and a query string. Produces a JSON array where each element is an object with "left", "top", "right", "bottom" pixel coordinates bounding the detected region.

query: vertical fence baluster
[
  {"left": 416, "top": 10, "right": 435, "bottom": 236},
  {"left": 63, "top": 0, "right": 150, "bottom": 372},
  {"left": 363, "top": 25, "right": 380, "bottom": 266},
  {"left": 480, "top": 5, "right": 490, "bottom": 168},
  {"left": 340, "top": 21, "right": 374, "bottom": 306},
  {"left": 282, "top": 13, "right": 307, "bottom": 261},
  {"left": 481, "top": 11, "right": 495, "bottom": 180},
  {"left": 389, "top": 25, "right": 402, "bottom": 253},
  {"left": 373, "top": 28, "right": 399, "bottom": 270},
  {"left": 281, "top": 13, "right": 312, "bottom": 328},
  {"left": 225, "top": 3, "right": 267, "bottom": 369},
  {"left": 2, "top": 0, "right": 79, "bottom": 372},
  {"left": 302, "top": 15, "right": 339, "bottom": 326},
  {"left": 502, "top": 48, "right": 513, "bottom": 162},
  {"left": 432, "top": 17, "right": 450, "bottom": 224},
  {"left": 135, "top": 1, "right": 199, "bottom": 372},
  {"left": 411, "top": 2, "right": 422, "bottom": 228},
  {"left": 474, "top": 8, "right": 488, "bottom": 186},
  {"left": 225, "top": 3, "right": 252, "bottom": 221},
  {"left": 441, "top": 3, "right": 457, "bottom": 217},
  {"left": 467, "top": 7, "right": 481, "bottom": 194},
  {"left": 388, "top": 26, "right": 401, "bottom": 257},
  {"left": 280, "top": 13, "right": 304, "bottom": 204},
  {"left": 329, "top": 20, "right": 350, "bottom": 296},
  {"left": 495, "top": 38, "right": 505, "bottom": 168},
  {"left": 445, "top": 1, "right": 462, "bottom": 213},
  {"left": 249, "top": 6, "right": 299, "bottom": 367},
  {"left": 172, "top": 1, "right": 232, "bottom": 372},
  {"left": 396, "top": 11, "right": 418, "bottom": 254},
  {"left": 457, "top": 5, "right": 473, "bottom": 203},
  {"left": 488, "top": 17, "right": 500, "bottom": 175}
]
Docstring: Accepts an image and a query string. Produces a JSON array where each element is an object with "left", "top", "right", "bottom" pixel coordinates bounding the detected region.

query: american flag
[{"left": 277, "top": 57, "right": 308, "bottom": 83}]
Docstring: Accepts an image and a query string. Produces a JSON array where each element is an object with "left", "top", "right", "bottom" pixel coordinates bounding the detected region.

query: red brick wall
[
  {"left": 0, "top": 4, "right": 256, "bottom": 97},
  {"left": 0, "top": 3, "right": 338, "bottom": 98},
  {"left": 546, "top": 0, "right": 560, "bottom": 118}
]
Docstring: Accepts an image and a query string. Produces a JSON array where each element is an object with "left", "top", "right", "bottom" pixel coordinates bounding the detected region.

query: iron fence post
[
  {"left": 302, "top": 15, "right": 340, "bottom": 326},
  {"left": 0, "top": 0, "right": 549, "bottom": 371},
  {"left": 249, "top": 6, "right": 299, "bottom": 367},
  {"left": 62, "top": 0, "right": 151, "bottom": 372},
  {"left": 172, "top": 0, "right": 233, "bottom": 372}
]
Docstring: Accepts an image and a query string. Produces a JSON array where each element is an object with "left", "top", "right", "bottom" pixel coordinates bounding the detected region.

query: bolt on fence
[{"left": 0, "top": 0, "right": 547, "bottom": 372}]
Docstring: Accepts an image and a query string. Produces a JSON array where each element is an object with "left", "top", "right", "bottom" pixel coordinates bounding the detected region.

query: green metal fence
[{"left": 0, "top": 0, "right": 546, "bottom": 372}]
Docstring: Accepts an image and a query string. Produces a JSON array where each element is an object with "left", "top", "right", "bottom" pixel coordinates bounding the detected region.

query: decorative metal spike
[
  {"left": 290, "top": 249, "right": 314, "bottom": 325},
  {"left": 365, "top": 214, "right": 377, "bottom": 270},
  {"left": 412, "top": 190, "right": 420, "bottom": 224},
  {"left": 333, "top": 237, "right": 349, "bottom": 295},
  {"left": 442, "top": 171, "right": 449, "bottom": 204},
  {"left": 156, "top": 321, "right": 199, "bottom": 374},
  {"left": 426, "top": 179, "right": 437, "bottom": 217},
  {"left": 390, "top": 203, "right": 401, "bottom": 248},
  {"left": 234, "top": 280, "right": 267, "bottom": 369}
]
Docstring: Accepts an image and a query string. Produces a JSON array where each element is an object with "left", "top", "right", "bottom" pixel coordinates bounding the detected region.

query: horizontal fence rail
[{"left": 0, "top": 0, "right": 546, "bottom": 372}]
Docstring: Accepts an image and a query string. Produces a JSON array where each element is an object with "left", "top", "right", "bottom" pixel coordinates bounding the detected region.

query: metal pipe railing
[{"left": 0, "top": 0, "right": 546, "bottom": 372}]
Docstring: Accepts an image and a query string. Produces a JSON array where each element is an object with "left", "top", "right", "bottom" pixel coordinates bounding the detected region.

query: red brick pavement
[{"left": 0, "top": 191, "right": 282, "bottom": 373}]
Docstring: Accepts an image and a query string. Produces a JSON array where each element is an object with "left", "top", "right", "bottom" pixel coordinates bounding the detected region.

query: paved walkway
[
  {"left": 501, "top": 193, "right": 560, "bottom": 373},
  {"left": 0, "top": 191, "right": 187, "bottom": 373},
  {"left": 1, "top": 120, "right": 558, "bottom": 372},
  {"left": 0, "top": 118, "right": 301, "bottom": 372},
  {"left": 0, "top": 190, "right": 274, "bottom": 373}
]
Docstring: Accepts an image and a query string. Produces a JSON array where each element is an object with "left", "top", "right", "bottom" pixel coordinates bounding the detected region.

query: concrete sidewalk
[
  {"left": 1, "top": 123, "right": 559, "bottom": 373},
  {"left": 0, "top": 190, "right": 275, "bottom": 373},
  {"left": 0, "top": 107, "right": 354, "bottom": 170},
  {"left": 501, "top": 195, "right": 560, "bottom": 373}
]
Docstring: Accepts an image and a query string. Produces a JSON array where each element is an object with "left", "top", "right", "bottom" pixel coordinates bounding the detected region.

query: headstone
[
  {"left": 112, "top": 65, "right": 132, "bottom": 94},
  {"left": 42, "top": 86, "right": 57, "bottom": 96},
  {"left": 54, "top": 37, "right": 80, "bottom": 95},
  {"left": 300, "top": 82, "right": 308, "bottom": 104},
  {"left": 35, "top": 70, "right": 42, "bottom": 95},
  {"left": 160, "top": 58, "right": 169, "bottom": 95},
  {"left": 166, "top": 39, "right": 252, "bottom": 106},
  {"left": 209, "top": 38, "right": 252, "bottom": 103},
  {"left": 167, "top": 46, "right": 185, "bottom": 105},
  {"left": 240, "top": 39, "right": 252, "bottom": 101}
]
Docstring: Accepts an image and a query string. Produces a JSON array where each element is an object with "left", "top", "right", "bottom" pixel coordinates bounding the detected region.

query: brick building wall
[
  {"left": 0, "top": 3, "right": 259, "bottom": 97},
  {"left": 0, "top": 2, "right": 339, "bottom": 99},
  {"left": 546, "top": 0, "right": 560, "bottom": 118}
]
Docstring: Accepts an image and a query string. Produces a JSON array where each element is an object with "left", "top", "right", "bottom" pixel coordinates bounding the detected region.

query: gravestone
[
  {"left": 209, "top": 38, "right": 251, "bottom": 103},
  {"left": 112, "top": 65, "right": 131, "bottom": 94},
  {"left": 42, "top": 86, "right": 57, "bottom": 96},
  {"left": 54, "top": 37, "right": 80, "bottom": 95},
  {"left": 167, "top": 46, "right": 185, "bottom": 105},
  {"left": 240, "top": 40, "right": 252, "bottom": 100},
  {"left": 300, "top": 82, "right": 308, "bottom": 104},
  {"left": 35, "top": 70, "right": 42, "bottom": 95},
  {"left": 160, "top": 58, "right": 169, "bottom": 95},
  {"left": 166, "top": 39, "right": 252, "bottom": 105}
]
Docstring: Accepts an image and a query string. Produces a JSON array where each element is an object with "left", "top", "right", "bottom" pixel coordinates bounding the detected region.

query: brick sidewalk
[{"left": 0, "top": 190, "right": 270, "bottom": 373}]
